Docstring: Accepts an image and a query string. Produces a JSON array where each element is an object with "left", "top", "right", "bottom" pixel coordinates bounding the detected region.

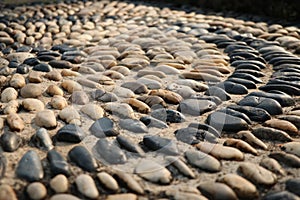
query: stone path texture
[{"left": 0, "top": 0, "right": 300, "bottom": 199}]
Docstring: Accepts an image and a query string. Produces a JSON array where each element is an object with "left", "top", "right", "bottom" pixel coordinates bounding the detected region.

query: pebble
[
  {"left": 228, "top": 105, "right": 271, "bottom": 122},
  {"left": 207, "top": 112, "right": 249, "bottom": 132},
  {"left": 180, "top": 72, "right": 221, "bottom": 82},
  {"left": 185, "top": 149, "right": 221, "bottom": 172},
  {"left": 204, "top": 86, "right": 231, "bottom": 101},
  {"left": 247, "top": 91, "right": 295, "bottom": 107},
  {"left": 117, "top": 135, "right": 145, "bottom": 157},
  {"left": 114, "top": 171, "right": 144, "bottom": 194},
  {"left": 93, "top": 89, "right": 119, "bottom": 102},
  {"left": 50, "top": 174, "right": 69, "bottom": 193},
  {"left": 47, "top": 149, "right": 70, "bottom": 176},
  {"left": 197, "top": 142, "right": 244, "bottom": 161},
  {"left": 0, "top": 132, "right": 21, "bottom": 152},
  {"left": 7, "top": 52, "right": 34, "bottom": 63},
  {"left": 143, "top": 135, "right": 179, "bottom": 155},
  {"left": 3, "top": 100, "right": 19, "bottom": 114},
  {"left": 69, "top": 146, "right": 98, "bottom": 172},
  {"left": 97, "top": 172, "right": 119, "bottom": 192},
  {"left": 35, "top": 110, "right": 57, "bottom": 128},
  {"left": 166, "top": 156, "right": 195, "bottom": 178},
  {"left": 20, "top": 84, "right": 43, "bottom": 98},
  {"left": 280, "top": 142, "right": 300, "bottom": 157},
  {"left": 7, "top": 113, "right": 24, "bottom": 132},
  {"left": 264, "top": 119, "right": 298, "bottom": 135},
  {"left": 178, "top": 99, "right": 216, "bottom": 116},
  {"left": 269, "top": 152, "right": 300, "bottom": 168},
  {"left": 104, "top": 102, "right": 135, "bottom": 119},
  {"left": 46, "top": 85, "right": 64, "bottom": 96},
  {"left": 121, "top": 82, "right": 149, "bottom": 94},
  {"left": 150, "top": 89, "right": 183, "bottom": 104},
  {"left": 218, "top": 108, "right": 252, "bottom": 124},
  {"left": 28, "top": 71, "right": 43, "bottom": 83},
  {"left": 26, "top": 182, "right": 47, "bottom": 200},
  {"left": 238, "top": 96, "right": 283, "bottom": 115},
  {"left": 140, "top": 116, "right": 168, "bottom": 129},
  {"left": 48, "top": 60, "right": 73, "bottom": 69},
  {"left": 120, "top": 118, "right": 148, "bottom": 133},
  {"left": 89, "top": 117, "right": 119, "bottom": 138},
  {"left": 107, "top": 194, "right": 137, "bottom": 200},
  {"left": 217, "top": 174, "right": 258, "bottom": 199},
  {"left": 61, "top": 80, "right": 82, "bottom": 93},
  {"left": 263, "top": 191, "right": 300, "bottom": 200},
  {"left": 237, "top": 130, "right": 268, "bottom": 150},
  {"left": 137, "top": 95, "right": 167, "bottom": 108},
  {"left": 252, "top": 127, "right": 293, "bottom": 142},
  {"left": 16, "top": 150, "right": 44, "bottom": 182},
  {"left": 10, "top": 74, "right": 25, "bottom": 89},
  {"left": 197, "top": 182, "right": 238, "bottom": 200},
  {"left": 278, "top": 115, "right": 300, "bottom": 129},
  {"left": 50, "top": 194, "right": 80, "bottom": 200},
  {"left": 75, "top": 174, "right": 99, "bottom": 199},
  {"left": 111, "top": 86, "right": 135, "bottom": 98},
  {"left": 238, "top": 162, "right": 277, "bottom": 185},
  {"left": 224, "top": 138, "right": 258, "bottom": 155},
  {"left": 80, "top": 103, "right": 104, "bottom": 120},
  {"left": 215, "top": 81, "right": 248, "bottom": 94},
  {"left": 45, "top": 70, "right": 63, "bottom": 81},
  {"left": 56, "top": 123, "right": 86, "bottom": 143},
  {"left": 94, "top": 139, "right": 127, "bottom": 164},
  {"left": 260, "top": 158, "right": 286, "bottom": 176},
  {"left": 33, "top": 63, "right": 52, "bottom": 72},
  {"left": 70, "top": 91, "right": 89, "bottom": 105},
  {"left": 1, "top": 87, "right": 18, "bottom": 103},
  {"left": 137, "top": 77, "right": 162, "bottom": 89},
  {"left": 0, "top": 184, "right": 17, "bottom": 200},
  {"left": 135, "top": 159, "right": 172, "bottom": 184},
  {"left": 124, "top": 98, "right": 151, "bottom": 114},
  {"left": 151, "top": 108, "right": 185, "bottom": 123},
  {"left": 286, "top": 178, "right": 300, "bottom": 196},
  {"left": 31, "top": 128, "right": 53, "bottom": 151},
  {"left": 16, "top": 64, "right": 30, "bottom": 74},
  {"left": 59, "top": 106, "right": 81, "bottom": 125}
]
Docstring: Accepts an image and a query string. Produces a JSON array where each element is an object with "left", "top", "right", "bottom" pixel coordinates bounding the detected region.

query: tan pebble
[
  {"left": 137, "top": 95, "right": 167, "bottom": 108},
  {"left": 103, "top": 70, "right": 125, "bottom": 79},
  {"left": 238, "top": 162, "right": 277, "bottom": 185},
  {"left": 7, "top": 52, "right": 34, "bottom": 63},
  {"left": 110, "top": 65, "right": 130, "bottom": 75},
  {"left": 149, "top": 89, "right": 183, "bottom": 104},
  {"left": 50, "top": 174, "right": 68, "bottom": 193},
  {"left": 7, "top": 113, "right": 24, "bottom": 132},
  {"left": 97, "top": 172, "right": 119, "bottom": 192},
  {"left": 0, "top": 184, "right": 17, "bottom": 200},
  {"left": 61, "top": 69, "right": 81, "bottom": 77},
  {"left": 123, "top": 98, "right": 150, "bottom": 114},
  {"left": 80, "top": 104, "right": 104, "bottom": 120},
  {"left": 20, "top": 84, "right": 43, "bottom": 98},
  {"left": 237, "top": 130, "right": 268, "bottom": 150},
  {"left": 114, "top": 171, "right": 144, "bottom": 195},
  {"left": 185, "top": 150, "right": 221, "bottom": 172},
  {"left": 10, "top": 74, "right": 26, "bottom": 89},
  {"left": 74, "top": 66, "right": 97, "bottom": 74},
  {"left": 45, "top": 70, "right": 63, "bottom": 81},
  {"left": 3, "top": 100, "right": 19, "bottom": 114},
  {"left": 135, "top": 160, "right": 172, "bottom": 184},
  {"left": 61, "top": 80, "right": 82, "bottom": 93},
  {"left": 87, "top": 75, "right": 115, "bottom": 85},
  {"left": 196, "top": 142, "right": 244, "bottom": 161},
  {"left": 28, "top": 71, "right": 43, "bottom": 83},
  {"left": 224, "top": 138, "right": 258, "bottom": 155},
  {"left": 280, "top": 141, "right": 300, "bottom": 157},
  {"left": 1, "top": 87, "right": 18, "bottom": 103},
  {"left": 104, "top": 102, "right": 135, "bottom": 119},
  {"left": 166, "top": 156, "right": 195, "bottom": 178},
  {"left": 110, "top": 86, "right": 135, "bottom": 98},
  {"left": 35, "top": 110, "right": 57, "bottom": 128},
  {"left": 50, "top": 194, "right": 80, "bottom": 200},
  {"left": 107, "top": 193, "right": 137, "bottom": 200},
  {"left": 264, "top": 119, "right": 298, "bottom": 135},
  {"left": 179, "top": 72, "right": 221, "bottom": 82},
  {"left": 46, "top": 85, "right": 64, "bottom": 96},
  {"left": 51, "top": 95, "right": 68, "bottom": 110},
  {"left": 59, "top": 106, "right": 81, "bottom": 125},
  {"left": 75, "top": 174, "right": 99, "bottom": 199},
  {"left": 156, "top": 65, "right": 181, "bottom": 74},
  {"left": 197, "top": 182, "right": 238, "bottom": 200},
  {"left": 22, "top": 98, "right": 44, "bottom": 112},
  {"left": 260, "top": 157, "right": 286, "bottom": 176},
  {"left": 77, "top": 78, "right": 102, "bottom": 88},
  {"left": 166, "top": 190, "right": 208, "bottom": 200},
  {"left": 137, "top": 70, "right": 166, "bottom": 78},
  {"left": 217, "top": 174, "right": 258, "bottom": 199},
  {"left": 191, "top": 69, "right": 225, "bottom": 77},
  {"left": 158, "top": 62, "right": 186, "bottom": 69},
  {"left": 27, "top": 182, "right": 47, "bottom": 200}
]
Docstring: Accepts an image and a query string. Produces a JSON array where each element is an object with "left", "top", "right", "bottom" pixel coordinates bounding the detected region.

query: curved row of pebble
[{"left": 0, "top": 0, "right": 300, "bottom": 199}]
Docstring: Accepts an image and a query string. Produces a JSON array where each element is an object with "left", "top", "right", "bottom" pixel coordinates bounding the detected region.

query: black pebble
[
  {"left": 116, "top": 135, "right": 145, "bottom": 157},
  {"left": 16, "top": 150, "right": 44, "bottom": 182},
  {"left": 68, "top": 145, "right": 98, "bottom": 172},
  {"left": 0, "top": 132, "right": 21, "bottom": 152},
  {"left": 23, "top": 57, "right": 40, "bottom": 66},
  {"left": 47, "top": 149, "right": 70, "bottom": 176},
  {"left": 16, "top": 64, "right": 30, "bottom": 74},
  {"left": 33, "top": 63, "right": 52, "bottom": 72},
  {"left": 89, "top": 117, "right": 119, "bottom": 138},
  {"left": 55, "top": 124, "right": 86, "bottom": 143},
  {"left": 143, "top": 135, "right": 179, "bottom": 155},
  {"left": 94, "top": 139, "right": 127, "bottom": 164}
]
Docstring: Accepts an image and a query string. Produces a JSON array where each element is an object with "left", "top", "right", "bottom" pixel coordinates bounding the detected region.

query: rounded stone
[
  {"left": 1, "top": 87, "right": 18, "bottom": 103},
  {"left": 26, "top": 182, "right": 47, "bottom": 200},
  {"left": 50, "top": 174, "right": 68, "bottom": 193},
  {"left": 35, "top": 110, "right": 57, "bottom": 128},
  {"left": 75, "top": 174, "right": 99, "bottom": 199},
  {"left": 0, "top": 184, "right": 17, "bottom": 200},
  {"left": 46, "top": 85, "right": 64, "bottom": 96},
  {"left": 51, "top": 95, "right": 68, "bottom": 110},
  {"left": 20, "top": 84, "right": 43, "bottom": 98},
  {"left": 22, "top": 98, "right": 44, "bottom": 112}
]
